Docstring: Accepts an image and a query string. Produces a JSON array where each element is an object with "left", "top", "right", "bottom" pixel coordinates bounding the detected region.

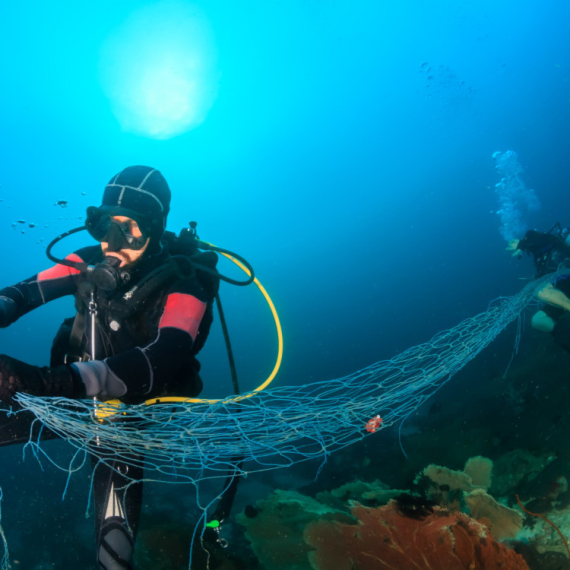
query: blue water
[{"left": 1, "top": 1, "right": 570, "bottom": 568}]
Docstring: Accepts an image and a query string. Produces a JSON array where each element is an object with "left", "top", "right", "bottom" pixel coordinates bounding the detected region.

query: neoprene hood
[{"left": 100, "top": 165, "right": 171, "bottom": 242}]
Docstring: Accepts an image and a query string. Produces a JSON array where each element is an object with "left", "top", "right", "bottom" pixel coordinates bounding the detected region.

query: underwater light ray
[{"left": 99, "top": 1, "right": 219, "bottom": 139}]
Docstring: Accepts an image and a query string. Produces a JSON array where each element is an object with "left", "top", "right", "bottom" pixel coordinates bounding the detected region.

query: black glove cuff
[
  {"left": 42, "top": 365, "right": 87, "bottom": 399},
  {"left": 0, "top": 354, "right": 87, "bottom": 404}
]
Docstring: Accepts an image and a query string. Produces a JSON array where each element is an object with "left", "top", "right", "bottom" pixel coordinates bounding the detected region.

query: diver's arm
[
  {"left": 0, "top": 297, "right": 17, "bottom": 327},
  {"left": 71, "top": 290, "right": 208, "bottom": 402},
  {"left": 0, "top": 291, "right": 206, "bottom": 404},
  {"left": 0, "top": 253, "right": 85, "bottom": 327},
  {"left": 0, "top": 353, "right": 86, "bottom": 403},
  {"left": 537, "top": 283, "right": 570, "bottom": 312}
]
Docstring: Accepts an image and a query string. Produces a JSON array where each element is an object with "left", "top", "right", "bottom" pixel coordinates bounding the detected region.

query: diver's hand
[
  {"left": 0, "top": 355, "right": 43, "bottom": 403},
  {"left": 0, "top": 296, "right": 16, "bottom": 328},
  {"left": 0, "top": 354, "right": 85, "bottom": 404},
  {"left": 506, "top": 239, "right": 522, "bottom": 258}
]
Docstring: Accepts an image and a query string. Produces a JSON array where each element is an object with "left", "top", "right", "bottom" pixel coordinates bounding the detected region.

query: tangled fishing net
[{"left": 9, "top": 269, "right": 563, "bottom": 486}]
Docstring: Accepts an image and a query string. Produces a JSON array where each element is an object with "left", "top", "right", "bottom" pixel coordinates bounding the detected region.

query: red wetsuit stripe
[
  {"left": 159, "top": 293, "right": 207, "bottom": 341},
  {"left": 38, "top": 253, "right": 83, "bottom": 281}
]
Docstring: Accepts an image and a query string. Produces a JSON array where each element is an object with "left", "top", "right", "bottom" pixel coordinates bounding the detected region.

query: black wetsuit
[{"left": 0, "top": 244, "right": 218, "bottom": 569}]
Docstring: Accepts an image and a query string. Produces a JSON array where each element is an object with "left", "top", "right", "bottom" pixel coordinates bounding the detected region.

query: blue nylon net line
[{"left": 9, "top": 269, "right": 564, "bottom": 485}]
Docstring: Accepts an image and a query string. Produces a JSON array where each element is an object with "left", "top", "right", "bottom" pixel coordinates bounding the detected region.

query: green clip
[{"left": 206, "top": 520, "right": 220, "bottom": 529}]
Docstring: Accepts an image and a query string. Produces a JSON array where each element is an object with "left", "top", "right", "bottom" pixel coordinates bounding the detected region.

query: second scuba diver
[{"left": 510, "top": 223, "right": 570, "bottom": 352}]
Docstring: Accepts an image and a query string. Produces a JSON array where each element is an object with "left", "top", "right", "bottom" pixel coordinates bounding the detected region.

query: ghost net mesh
[{"left": 12, "top": 270, "right": 561, "bottom": 484}]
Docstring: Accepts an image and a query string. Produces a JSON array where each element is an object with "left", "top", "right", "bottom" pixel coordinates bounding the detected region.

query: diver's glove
[
  {"left": 0, "top": 354, "right": 86, "bottom": 404},
  {"left": 0, "top": 296, "right": 17, "bottom": 328}
]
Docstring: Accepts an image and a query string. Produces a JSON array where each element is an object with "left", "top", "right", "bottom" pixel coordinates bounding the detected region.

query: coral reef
[
  {"left": 416, "top": 457, "right": 490, "bottom": 509},
  {"left": 464, "top": 488, "right": 523, "bottom": 539},
  {"left": 238, "top": 450, "right": 567, "bottom": 569},
  {"left": 236, "top": 490, "right": 353, "bottom": 570},
  {"left": 316, "top": 479, "right": 407, "bottom": 510},
  {"left": 419, "top": 463, "right": 473, "bottom": 492},
  {"left": 305, "top": 501, "right": 530, "bottom": 570},
  {"left": 417, "top": 457, "right": 523, "bottom": 540},
  {"left": 464, "top": 456, "right": 493, "bottom": 489},
  {"left": 238, "top": 485, "right": 530, "bottom": 570}
]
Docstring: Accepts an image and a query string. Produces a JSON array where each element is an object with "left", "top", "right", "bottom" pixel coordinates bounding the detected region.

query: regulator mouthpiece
[{"left": 89, "top": 256, "right": 130, "bottom": 292}]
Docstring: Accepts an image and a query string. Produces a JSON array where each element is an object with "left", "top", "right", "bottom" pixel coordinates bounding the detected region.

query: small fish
[
  {"left": 55, "top": 200, "right": 68, "bottom": 207},
  {"left": 29, "top": 223, "right": 36, "bottom": 228},
  {"left": 17, "top": 220, "right": 25, "bottom": 224}
]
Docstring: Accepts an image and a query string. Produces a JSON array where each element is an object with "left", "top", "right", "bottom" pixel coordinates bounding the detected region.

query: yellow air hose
[{"left": 143, "top": 249, "right": 283, "bottom": 406}]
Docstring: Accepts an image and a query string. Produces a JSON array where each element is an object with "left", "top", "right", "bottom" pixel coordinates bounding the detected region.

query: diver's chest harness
[
  {"left": 47, "top": 222, "right": 253, "bottom": 364},
  {"left": 65, "top": 261, "right": 170, "bottom": 362}
]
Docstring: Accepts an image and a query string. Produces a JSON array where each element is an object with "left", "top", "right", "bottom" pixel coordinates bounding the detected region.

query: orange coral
[{"left": 305, "top": 500, "right": 530, "bottom": 570}]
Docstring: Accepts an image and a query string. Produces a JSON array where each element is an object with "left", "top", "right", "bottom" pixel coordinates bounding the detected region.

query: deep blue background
[{"left": 1, "top": 0, "right": 569, "bottom": 399}]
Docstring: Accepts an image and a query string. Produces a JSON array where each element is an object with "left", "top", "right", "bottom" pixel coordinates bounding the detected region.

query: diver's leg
[
  {"left": 552, "top": 313, "right": 570, "bottom": 353},
  {"left": 531, "top": 310, "right": 556, "bottom": 333},
  {"left": 92, "top": 455, "right": 144, "bottom": 570}
]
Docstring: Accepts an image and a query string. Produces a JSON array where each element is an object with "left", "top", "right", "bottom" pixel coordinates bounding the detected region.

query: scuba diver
[
  {"left": 0, "top": 166, "right": 221, "bottom": 569},
  {"left": 509, "top": 223, "right": 570, "bottom": 351}
]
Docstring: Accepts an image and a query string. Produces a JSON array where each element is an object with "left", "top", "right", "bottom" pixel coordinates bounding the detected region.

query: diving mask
[{"left": 86, "top": 206, "right": 150, "bottom": 251}]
